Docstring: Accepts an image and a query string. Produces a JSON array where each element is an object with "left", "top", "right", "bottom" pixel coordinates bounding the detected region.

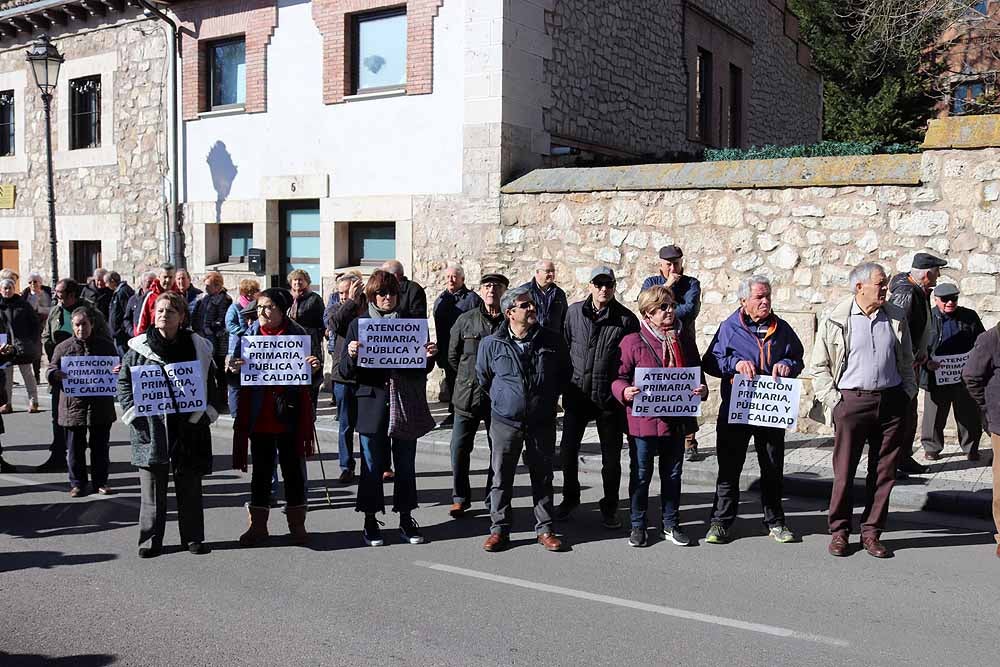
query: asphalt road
[{"left": 0, "top": 409, "right": 995, "bottom": 667}]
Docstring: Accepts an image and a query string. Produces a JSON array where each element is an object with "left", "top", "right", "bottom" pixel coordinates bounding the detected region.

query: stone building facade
[{"left": 0, "top": 2, "right": 170, "bottom": 287}]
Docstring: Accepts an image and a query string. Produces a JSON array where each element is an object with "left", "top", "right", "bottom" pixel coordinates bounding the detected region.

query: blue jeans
[
  {"left": 629, "top": 434, "right": 685, "bottom": 530},
  {"left": 333, "top": 382, "right": 356, "bottom": 472},
  {"left": 357, "top": 431, "right": 417, "bottom": 514}
]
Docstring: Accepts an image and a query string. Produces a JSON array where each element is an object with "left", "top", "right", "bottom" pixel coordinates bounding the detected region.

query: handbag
[{"left": 387, "top": 372, "right": 435, "bottom": 440}]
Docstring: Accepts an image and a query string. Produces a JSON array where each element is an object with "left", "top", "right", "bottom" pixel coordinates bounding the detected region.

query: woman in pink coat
[{"left": 612, "top": 286, "right": 707, "bottom": 548}]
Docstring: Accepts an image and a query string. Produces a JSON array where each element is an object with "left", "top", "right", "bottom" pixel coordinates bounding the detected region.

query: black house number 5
[{"left": 291, "top": 182, "right": 297, "bottom": 193}]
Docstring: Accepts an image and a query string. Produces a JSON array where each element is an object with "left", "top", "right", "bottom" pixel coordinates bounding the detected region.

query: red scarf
[{"left": 231, "top": 321, "right": 315, "bottom": 471}]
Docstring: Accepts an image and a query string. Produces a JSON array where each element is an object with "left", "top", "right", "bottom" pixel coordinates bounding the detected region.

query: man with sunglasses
[
  {"left": 921, "top": 283, "right": 985, "bottom": 462},
  {"left": 555, "top": 267, "right": 638, "bottom": 528},
  {"left": 477, "top": 286, "right": 571, "bottom": 552}
]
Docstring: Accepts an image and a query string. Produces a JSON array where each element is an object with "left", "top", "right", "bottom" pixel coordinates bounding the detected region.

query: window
[
  {"left": 209, "top": 38, "right": 246, "bottom": 109},
  {"left": 220, "top": 224, "right": 253, "bottom": 263},
  {"left": 728, "top": 64, "right": 743, "bottom": 148},
  {"left": 974, "top": 1, "right": 989, "bottom": 15},
  {"left": 0, "top": 90, "right": 13, "bottom": 157},
  {"left": 353, "top": 9, "right": 407, "bottom": 93},
  {"left": 952, "top": 81, "right": 987, "bottom": 114},
  {"left": 695, "top": 48, "right": 713, "bottom": 143},
  {"left": 280, "top": 202, "right": 321, "bottom": 281},
  {"left": 70, "top": 241, "right": 102, "bottom": 283},
  {"left": 349, "top": 222, "right": 395, "bottom": 266},
  {"left": 70, "top": 75, "right": 101, "bottom": 150}
]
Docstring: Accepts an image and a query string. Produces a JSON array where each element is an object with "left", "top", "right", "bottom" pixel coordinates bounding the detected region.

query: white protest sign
[
  {"left": 358, "top": 319, "right": 428, "bottom": 369},
  {"left": 728, "top": 375, "right": 802, "bottom": 430},
  {"left": 241, "top": 335, "right": 311, "bottom": 386},
  {"left": 0, "top": 333, "right": 7, "bottom": 346},
  {"left": 130, "top": 361, "right": 206, "bottom": 417},
  {"left": 933, "top": 352, "right": 970, "bottom": 386},
  {"left": 61, "top": 355, "right": 118, "bottom": 397},
  {"left": 632, "top": 367, "right": 702, "bottom": 417}
]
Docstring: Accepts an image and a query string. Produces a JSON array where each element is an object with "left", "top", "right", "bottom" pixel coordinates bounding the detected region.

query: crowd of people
[{"left": 0, "top": 247, "right": 997, "bottom": 561}]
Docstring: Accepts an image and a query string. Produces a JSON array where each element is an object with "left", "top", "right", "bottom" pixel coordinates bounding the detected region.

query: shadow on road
[{"left": 0, "top": 551, "right": 117, "bottom": 574}]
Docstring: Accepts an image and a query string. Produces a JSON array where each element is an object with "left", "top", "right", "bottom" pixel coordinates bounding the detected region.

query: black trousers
[
  {"left": 920, "top": 384, "right": 983, "bottom": 455},
  {"left": 559, "top": 403, "right": 625, "bottom": 514},
  {"left": 450, "top": 411, "right": 493, "bottom": 505},
  {"left": 710, "top": 423, "right": 786, "bottom": 528},
  {"left": 250, "top": 435, "right": 306, "bottom": 507}
]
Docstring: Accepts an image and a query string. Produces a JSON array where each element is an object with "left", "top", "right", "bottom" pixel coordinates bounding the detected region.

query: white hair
[
  {"left": 27, "top": 272, "right": 43, "bottom": 283},
  {"left": 0, "top": 278, "right": 14, "bottom": 289},
  {"left": 909, "top": 267, "right": 931, "bottom": 281},
  {"left": 737, "top": 275, "right": 772, "bottom": 301},
  {"left": 445, "top": 262, "right": 464, "bottom": 278},
  {"left": 849, "top": 262, "right": 885, "bottom": 291},
  {"left": 381, "top": 260, "right": 404, "bottom": 277},
  {"left": 535, "top": 259, "right": 555, "bottom": 271}
]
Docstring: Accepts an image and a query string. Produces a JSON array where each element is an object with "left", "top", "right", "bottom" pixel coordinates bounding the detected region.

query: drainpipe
[{"left": 136, "top": 0, "right": 184, "bottom": 269}]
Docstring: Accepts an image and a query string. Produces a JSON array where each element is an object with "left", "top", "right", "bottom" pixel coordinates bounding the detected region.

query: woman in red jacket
[{"left": 612, "top": 286, "right": 707, "bottom": 548}]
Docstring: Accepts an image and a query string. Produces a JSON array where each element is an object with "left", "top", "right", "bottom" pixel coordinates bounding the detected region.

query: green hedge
[{"left": 704, "top": 141, "right": 921, "bottom": 162}]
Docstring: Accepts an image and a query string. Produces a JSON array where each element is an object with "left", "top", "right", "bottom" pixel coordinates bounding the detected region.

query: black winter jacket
[
  {"left": 326, "top": 297, "right": 365, "bottom": 384},
  {"left": 888, "top": 272, "right": 931, "bottom": 357},
  {"left": 397, "top": 278, "right": 428, "bottom": 319},
  {"left": 289, "top": 290, "right": 326, "bottom": 364},
  {"left": 563, "top": 297, "right": 639, "bottom": 411},
  {"left": 0, "top": 295, "right": 41, "bottom": 364},
  {"left": 922, "top": 305, "right": 985, "bottom": 389},
  {"left": 963, "top": 323, "right": 1000, "bottom": 435},
  {"left": 108, "top": 282, "right": 135, "bottom": 349},
  {"left": 447, "top": 305, "right": 504, "bottom": 417}
]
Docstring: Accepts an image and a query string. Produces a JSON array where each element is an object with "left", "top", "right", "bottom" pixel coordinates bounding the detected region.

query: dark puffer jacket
[
  {"left": 923, "top": 305, "right": 985, "bottom": 389},
  {"left": 289, "top": 290, "right": 326, "bottom": 364},
  {"left": 563, "top": 297, "right": 639, "bottom": 411},
  {"left": 448, "top": 305, "right": 504, "bottom": 418},
  {"left": 0, "top": 294, "right": 41, "bottom": 364},
  {"left": 888, "top": 272, "right": 931, "bottom": 357},
  {"left": 48, "top": 335, "right": 119, "bottom": 427},
  {"left": 962, "top": 323, "right": 1000, "bottom": 434},
  {"left": 326, "top": 297, "right": 366, "bottom": 385},
  {"left": 433, "top": 286, "right": 482, "bottom": 372}
]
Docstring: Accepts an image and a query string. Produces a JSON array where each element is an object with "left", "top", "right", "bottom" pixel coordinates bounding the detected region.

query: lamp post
[{"left": 25, "top": 35, "right": 63, "bottom": 284}]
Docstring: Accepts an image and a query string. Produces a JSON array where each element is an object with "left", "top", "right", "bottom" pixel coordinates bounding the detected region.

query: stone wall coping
[
  {"left": 923, "top": 115, "right": 1000, "bottom": 149},
  {"left": 501, "top": 154, "right": 922, "bottom": 194}
]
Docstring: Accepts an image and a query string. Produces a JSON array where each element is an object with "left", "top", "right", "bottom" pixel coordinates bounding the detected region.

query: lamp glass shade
[{"left": 26, "top": 37, "right": 63, "bottom": 94}]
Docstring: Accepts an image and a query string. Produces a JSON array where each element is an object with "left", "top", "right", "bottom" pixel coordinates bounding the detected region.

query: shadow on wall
[{"left": 207, "top": 141, "right": 238, "bottom": 224}]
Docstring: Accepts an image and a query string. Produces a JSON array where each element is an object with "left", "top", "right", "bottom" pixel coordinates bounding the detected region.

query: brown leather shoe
[
  {"left": 923, "top": 451, "right": 941, "bottom": 461},
  {"left": 483, "top": 533, "right": 509, "bottom": 552},
  {"left": 449, "top": 501, "right": 470, "bottom": 518},
  {"left": 862, "top": 536, "right": 893, "bottom": 558},
  {"left": 828, "top": 534, "right": 850, "bottom": 557},
  {"left": 537, "top": 532, "right": 564, "bottom": 552}
]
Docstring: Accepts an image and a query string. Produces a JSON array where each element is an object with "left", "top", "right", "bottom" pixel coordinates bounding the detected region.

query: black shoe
[
  {"left": 399, "top": 514, "right": 426, "bottom": 544},
  {"left": 0, "top": 458, "right": 16, "bottom": 473},
  {"left": 897, "top": 456, "right": 929, "bottom": 475},
  {"left": 628, "top": 527, "right": 648, "bottom": 548},
  {"left": 363, "top": 514, "right": 385, "bottom": 547},
  {"left": 338, "top": 468, "right": 356, "bottom": 484},
  {"left": 36, "top": 454, "right": 67, "bottom": 472},
  {"left": 138, "top": 545, "right": 163, "bottom": 559},
  {"left": 187, "top": 542, "right": 209, "bottom": 555},
  {"left": 437, "top": 415, "right": 455, "bottom": 429},
  {"left": 554, "top": 501, "right": 578, "bottom": 521}
]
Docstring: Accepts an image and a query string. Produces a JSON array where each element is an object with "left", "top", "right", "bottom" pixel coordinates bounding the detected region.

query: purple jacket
[{"left": 612, "top": 324, "right": 702, "bottom": 438}]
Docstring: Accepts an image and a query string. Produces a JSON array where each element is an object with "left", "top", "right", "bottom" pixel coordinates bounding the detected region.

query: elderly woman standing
[
  {"left": 22, "top": 272, "right": 52, "bottom": 383},
  {"left": 0, "top": 277, "right": 41, "bottom": 413},
  {"left": 49, "top": 306, "right": 120, "bottom": 497},
  {"left": 341, "top": 270, "right": 437, "bottom": 547},
  {"left": 229, "top": 288, "right": 322, "bottom": 546},
  {"left": 612, "top": 286, "right": 708, "bottom": 548},
  {"left": 192, "top": 271, "right": 232, "bottom": 412},
  {"left": 118, "top": 291, "right": 218, "bottom": 558}
]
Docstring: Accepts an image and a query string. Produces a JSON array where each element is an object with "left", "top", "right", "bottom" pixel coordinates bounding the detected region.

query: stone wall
[
  {"left": 543, "top": 0, "right": 821, "bottom": 156},
  {"left": 491, "top": 115, "right": 1000, "bottom": 427},
  {"left": 0, "top": 11, "right": 170, "bottom": 284}
]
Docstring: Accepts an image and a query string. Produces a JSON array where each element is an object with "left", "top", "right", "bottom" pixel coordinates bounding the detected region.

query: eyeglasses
[
  {"left": 256, "top": 304, "right": 279, "bottom": 312},
  {"left": 481, "top": 283, "right": 503, "bottom": 289},
  {"left": 592, "top": 281, "right": 615, "bottom": 290},
  {"left": 510, "top": 301, "right": 536, "bottom": 310},
  {"left": 375, "top": 290, "right": 397, "bottom": 298},
  {"left": 647, "top": 303, "right": 675, "bottom": 314}
]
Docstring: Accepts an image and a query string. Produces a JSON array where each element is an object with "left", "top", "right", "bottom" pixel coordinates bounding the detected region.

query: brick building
[{"left": 936, "top": 0, "right": 1000, "bottom": 116}]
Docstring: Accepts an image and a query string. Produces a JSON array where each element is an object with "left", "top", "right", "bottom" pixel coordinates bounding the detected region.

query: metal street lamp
[{"left": 26, "top": 35, "right": 64, "bottom": 284}]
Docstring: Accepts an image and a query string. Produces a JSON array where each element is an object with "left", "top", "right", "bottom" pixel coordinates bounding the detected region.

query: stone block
[
  {"left": 960, "top": 276, "right": 997, "bottom": 295},
  {"left": 855, "top": 230, "right": 880, "bottom": 253},
  {"left": 967, "top": 253, "right": 1000, "bottom": 274},
  {"left": 888, "top": 209, "right": 949, "bottom": 236},
  {"left": 972, "top": 207, "right": 1000, "bottom": 238},
  {"left": 791, "top": 205, "right": 824, "bottom": 218}
]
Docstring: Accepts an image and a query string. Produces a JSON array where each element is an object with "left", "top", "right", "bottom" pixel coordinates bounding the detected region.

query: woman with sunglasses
[
  {"left": 612, "top": 286, "right": 707, "bottom": 548},
  {"left": 341, "top": 270, "right": 437, "bottom": 547}
]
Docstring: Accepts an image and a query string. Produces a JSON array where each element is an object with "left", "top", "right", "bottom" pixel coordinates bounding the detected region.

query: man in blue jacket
[
  {"left": 433, "top": 262, "right": 482, "bottom": 428},
  {"left": 520, "top": 260, "right": 568, "bottom": 334},
  {"left": 476, "top": 285, "right": 571, "bottom": 553},
  {"left": 702, "top": 275, "right": 804, "bottom": 545}
]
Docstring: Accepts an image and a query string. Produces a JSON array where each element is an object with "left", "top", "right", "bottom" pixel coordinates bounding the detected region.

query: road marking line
[{"left": 414, "top": 561, "right": 849, "bottom": 648}]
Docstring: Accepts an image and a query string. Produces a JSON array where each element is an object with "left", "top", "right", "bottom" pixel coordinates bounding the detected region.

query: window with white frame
[
  {"left": 69, "top": 75, "right": 101, "bottom": 150},
  {"left": 353, "top": 9, "right": 407, "bottom": 94}
]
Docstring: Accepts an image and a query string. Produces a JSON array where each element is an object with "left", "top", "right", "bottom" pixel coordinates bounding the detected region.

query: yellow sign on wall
[{"left": 0, "top": 185, "right": 14, "bottom": 209}]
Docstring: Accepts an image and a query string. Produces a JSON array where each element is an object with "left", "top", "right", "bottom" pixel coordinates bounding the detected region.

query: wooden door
[{"left": 0, "top": 241, "right": 19, "bottom": 291}]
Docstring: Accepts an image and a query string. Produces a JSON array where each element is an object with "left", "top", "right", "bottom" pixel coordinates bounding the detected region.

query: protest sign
[
  {"left": 0, "top": 333, "right": 7, "bottom": 346},
  {"left": 728, "top": 375, "right": 802, "bottom": 430},
  {"left": 61, "top": 355, "right": 118, "bottom": 397},
  {"left": 241, "top": 335, "right": 311, "bottom": 386},
  {"left": 130, "top": 361, "right": 206, "bottom": 417},
  {"left": 358, "top": 319, "right": 429, "bottom": 369},
  {"left": 632, "top": 367, "right": 702, "bottom": 417},
  {"left": 932, "top": 352, "right": 970, "bottom": 386}
]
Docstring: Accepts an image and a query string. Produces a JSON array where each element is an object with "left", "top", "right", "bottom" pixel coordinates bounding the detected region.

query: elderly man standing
[
  {"left": 921, "top": 283, "right": 985, "bottom": 461},
  {"left": 702, "top": 276, "right": 804, "bottom": 545},
  {"left": 642, "top": 245, "right": 703, "bottom": 460},
  {"left": 476, "top": 285, "right": 571, "bottom": 552},
  {"left": 174, "top": 269, "right": 203, "bottom": 312},
  {"left": 521, "top": 260, "right": 568, "bottom": 334},
  {"left": 961, "top": 318, "right": 1000, "bottom": 559},
  {"left": 888, "top": 252, "right": 947, "bottom": 475},
  {"left": 135, "top": 263, "right": 178, "bottom": 335},
  {"left": 555, "top": 267, "right": 638, "bottom": 528},
  {"left": 382, "top": 260, "right": 427, "bottom": 318},
  {"left": 812, "top": 262, "right": 916, "bottom": 559},
  {"left": 447, "top": 273, "right": 508, "bottom": 517},
  {"left": 106, "top": 272, "right": 134, "bottom": 357},
  {"left": 433, "top": 262, "right": 482, "bottom": 429}
]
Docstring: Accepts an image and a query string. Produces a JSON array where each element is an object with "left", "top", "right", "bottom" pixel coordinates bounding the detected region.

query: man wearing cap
[
  {"left": 888, "top": 252, "right": 948, "bottom": 475},
  {"left": 642, "top": 245, "right": 703, "bottom": 460},
  {"left": 446, "top": 273, "right": 508, "bottom": 517},
  {"left": 921, "top": 283, "right": 985, "bottom": 461},
  {"left": 433, "top": 262, "right": 483, "bottom": 429},
  {"left": 476, "top": 284, "right": 571, "bottom": 552},
  {"left": 521, "top": 260, "right": 568, "bottom": 334},
  {"left": 555, "top": 267, "right": 639, "bottom": 527}
]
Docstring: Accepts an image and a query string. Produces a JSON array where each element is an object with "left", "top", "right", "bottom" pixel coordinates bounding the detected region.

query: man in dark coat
[
  {"left": 382, "top": 260, "right": 427, "bottom": 318},
  {"left": 555, "top": 267, "right": 639, "bottom": 528},
  {"left": 80, "top": 268, "right": 113, "bottom": 321},
  {"left": 106, "top": 271, "right": 135, "bottom": 356},
  {"left": 433, "top": 263, "right": 482, "bottom": 429},
  {"left": 921, "top": 283, "right": 985, "bottom": 461},
  {"left": 476, "top": 285, "right": 571, "bottom": 553},
  {"left": 520, "top": 259, "right": 568, "bottom": 334},
  {"left": 888, "top": 251, "right": 947, "bottom": 475},
  {"left": 446, "top": 273, "right": 507, "bottom": 518}
]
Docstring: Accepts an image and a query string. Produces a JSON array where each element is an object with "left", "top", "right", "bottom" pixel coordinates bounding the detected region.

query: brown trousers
[
  {"left": 828, "top": 387, "right": 908, "bottom": 539},
  {"left": 993, "top": 434, "right": 1000, "bottom": 544}
]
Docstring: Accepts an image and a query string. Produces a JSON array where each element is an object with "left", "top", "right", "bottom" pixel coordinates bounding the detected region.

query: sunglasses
[
  {"left": 592, "top": 281, "right": 616, "bottom": 290},
  {"left": 375, "top": 290, "right": 397, "bottom": 297},
  {"left": 648, "top": 303, "right": 675, "bottom": 314},
  {"left": 510, "top": 301, "right": 536, "bottom": 310},
  {"left": 939, "top": 296, "right": 959, "bottom": 303}
]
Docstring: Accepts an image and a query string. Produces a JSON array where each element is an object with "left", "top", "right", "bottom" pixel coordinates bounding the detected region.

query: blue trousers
[
  {"left": 333, "top": 382, "right": 356, "bottom": 473},
  {"left": 629, "top": 434, "right": 685, "bottom": 530}
]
